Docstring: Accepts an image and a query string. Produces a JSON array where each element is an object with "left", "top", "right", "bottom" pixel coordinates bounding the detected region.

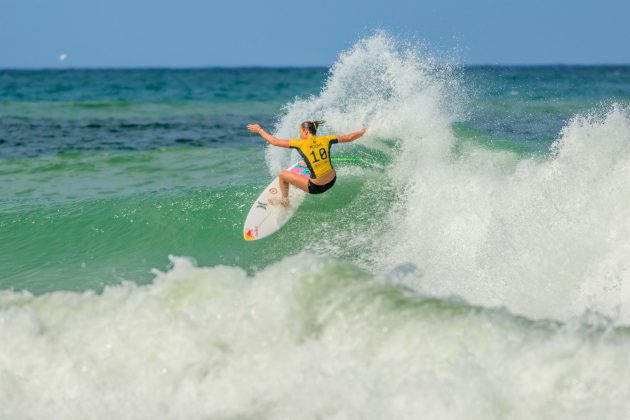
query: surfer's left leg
[{"left": 272, "top": 170, "right": 309, "bottom": 206}]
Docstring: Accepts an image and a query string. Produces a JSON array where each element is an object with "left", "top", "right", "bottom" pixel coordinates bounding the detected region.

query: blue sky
[{"left": 2, "top": 0, "right": 629, "bottom": 68}]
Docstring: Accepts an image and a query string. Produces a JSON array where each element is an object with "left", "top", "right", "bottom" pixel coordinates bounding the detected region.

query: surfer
[{"left": 247, "top": 121, "right": 367, "bottom": 206}]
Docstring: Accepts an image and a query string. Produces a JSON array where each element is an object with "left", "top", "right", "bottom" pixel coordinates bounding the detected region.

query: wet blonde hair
[{"left": 300, "top": 120, "right": 325, "bottom": 135}]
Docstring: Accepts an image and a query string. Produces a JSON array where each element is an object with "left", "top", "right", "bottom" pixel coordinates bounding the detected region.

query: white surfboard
[{"left": 243, "top": 162, "right": 310, "bottom": 241}]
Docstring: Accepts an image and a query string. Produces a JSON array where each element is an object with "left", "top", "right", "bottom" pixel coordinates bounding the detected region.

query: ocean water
[{"left": 2, "top": 33, "right": 630, "bottom": 419}]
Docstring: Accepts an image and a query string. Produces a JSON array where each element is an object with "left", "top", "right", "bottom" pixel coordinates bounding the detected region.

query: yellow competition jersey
[{"left": 288, "top": 135, "right": 338, "bottom": 179}]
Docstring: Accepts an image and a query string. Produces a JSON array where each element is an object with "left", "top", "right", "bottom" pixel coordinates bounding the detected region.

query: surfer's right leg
[{"left": 271, "top": 171, "right": 309, "bottom": 206}]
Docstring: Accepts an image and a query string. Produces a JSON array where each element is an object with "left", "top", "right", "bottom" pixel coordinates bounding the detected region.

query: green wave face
[{"left": 0, "top": 144, "right": 393, "bottom": 293}]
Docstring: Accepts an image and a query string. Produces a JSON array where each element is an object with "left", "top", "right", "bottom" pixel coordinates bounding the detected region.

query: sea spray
[{"left": 266, "top": 32, "right": 462, "bottom": 175}]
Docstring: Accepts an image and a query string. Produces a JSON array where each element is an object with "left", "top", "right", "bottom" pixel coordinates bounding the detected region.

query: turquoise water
[{"left": 3, "top": 34, "right": 630, "bottom": 418}]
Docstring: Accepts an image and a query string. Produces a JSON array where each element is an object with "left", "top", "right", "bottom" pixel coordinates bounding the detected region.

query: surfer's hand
[{"left": 247, "top": 124, "right": 262, "bottom": 134}]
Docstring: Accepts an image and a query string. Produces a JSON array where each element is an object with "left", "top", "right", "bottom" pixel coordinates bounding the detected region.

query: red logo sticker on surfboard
[
  {"left": 244, "top": 226, "right": 259, "bottom": 241},
  {"left": 269, "top": 187, "right": 277, "bottom": 194}
]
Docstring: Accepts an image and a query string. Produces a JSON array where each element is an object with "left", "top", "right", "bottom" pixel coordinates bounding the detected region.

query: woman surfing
[{"left": 247, "top": 121, "right": 367, "bottom": 206}]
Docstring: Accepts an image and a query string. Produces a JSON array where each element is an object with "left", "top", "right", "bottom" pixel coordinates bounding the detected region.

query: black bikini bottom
[{"left": 308, "top": 176, "right": 336, "bottom": 194}]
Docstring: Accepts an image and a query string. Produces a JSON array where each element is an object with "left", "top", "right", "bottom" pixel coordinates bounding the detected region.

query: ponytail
[{"left": 301, "top": 120, "right": 325, "bottom": 135}]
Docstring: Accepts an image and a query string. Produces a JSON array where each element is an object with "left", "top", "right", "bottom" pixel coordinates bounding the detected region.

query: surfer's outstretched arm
[
  {"left": 247, "top": 124, "right": 290, "bottom": 148},
  {"left": 337, "top": 128, "right": 368, "bottom": 143}
]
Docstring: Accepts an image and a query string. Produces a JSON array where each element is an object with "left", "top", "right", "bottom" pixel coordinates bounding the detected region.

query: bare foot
[{"left": 268, "top": 197, "right": 289, "bottom": 207}]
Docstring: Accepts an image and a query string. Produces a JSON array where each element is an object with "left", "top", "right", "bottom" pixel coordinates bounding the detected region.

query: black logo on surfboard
[{"left": 256, "top": 201, "right": 268, "bottom": 210}]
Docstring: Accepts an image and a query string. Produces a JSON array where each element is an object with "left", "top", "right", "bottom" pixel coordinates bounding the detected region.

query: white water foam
[
  {"left": 382, "top": 103, "right": 630, "bottom": 323},
  {"left": 2, "top": 255, "right": 630, "bottom": 419}
]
